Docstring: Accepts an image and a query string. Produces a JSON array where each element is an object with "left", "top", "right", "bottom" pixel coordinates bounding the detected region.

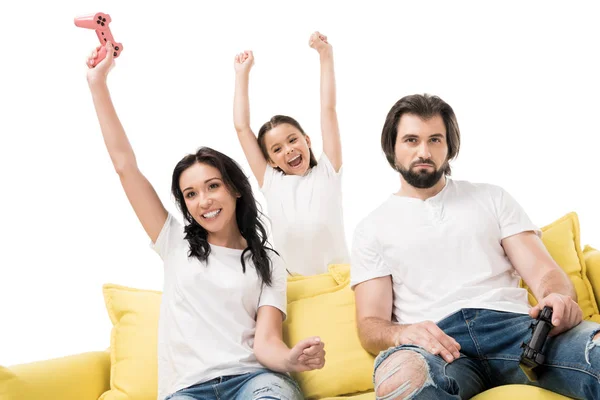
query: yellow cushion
[
  {"left": 283, "top": 265, "right": 375, "bottom": 399},
  {"left": 521, "top": 212, "right": 599, "bottom": 321},
  {"left": 0, "top": 366, "right": 26, "bottom": 400},
  {"left": 6, "top": 351, "right": 110, "bottom": 400},
  {"left": 99, "top": 284, "right": 162, "bottom": 400},
  {"left": 319, "top": 384, "right": 570, "bottom": 399},
  {"left": 287, "top": 264, "right": 350, "bottom": 303},
  {"left": 584, "top": 245, "right": 600, "bottom": 323},
  {"left": 98, "top": 265, "right": 351, "bottom": 400},
  {"left": 471, "top": 384, "right": 570, "bottom": 399},
  {"left": 321, "top": 392, "right": 375, "bottom": 399}
]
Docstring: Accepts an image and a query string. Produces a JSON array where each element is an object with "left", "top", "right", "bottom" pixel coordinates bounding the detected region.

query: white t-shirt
[
  {"left": 261, "top": 153, "right": 350, "bottom": 276},
  {"left": 152, "top": 214, "right": 287, "bottom": 400},
  {"left": 351, "top": 178, "right": 541, "bottom": 325}
]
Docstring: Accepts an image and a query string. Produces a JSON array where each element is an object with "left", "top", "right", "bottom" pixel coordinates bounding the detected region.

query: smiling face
[
  {"left": 394, "top": 113, "right": 449, "bottom": 189},
  {"left": 262, "top": 123, "right": 312, "bottom": 176},
  {"left": 179, "top": 162, "right": 240, "bottom": 238}
]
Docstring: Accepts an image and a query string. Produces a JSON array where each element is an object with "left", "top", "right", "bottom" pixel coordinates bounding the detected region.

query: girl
[
  {"left": 233, "top": 32, "right": 349, "bottom": 276},
  {"left": 85, "top": 42, "right": 325, "bottom": 400}
]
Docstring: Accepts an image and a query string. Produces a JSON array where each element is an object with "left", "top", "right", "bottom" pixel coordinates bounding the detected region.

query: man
[{"left": 351, "top": 94, "right": 600, "bottom": 399}]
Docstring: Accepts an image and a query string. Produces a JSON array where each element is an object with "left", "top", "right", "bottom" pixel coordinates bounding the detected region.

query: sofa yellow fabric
[
  {"left": 584, "top": 245, "right": 600, "bottom": 310},
  {"left": 521, "top": 212, "right": 600, "bottom": 323},
  {"left": 100, "top": 284, "right": 162, "bottom": 400},
  {"left": 284, "top": 268, "right": 375, "bottom": 398},
  {"left": 96, "top": 267, "right": 350, "bottom": 400},
  {"left": 1, "top": 351, "right": 110, "bottom": 400},
  {"left": 287, "top": 268, "right": 341, "bottom": 302},
  {"left": 0, "top": 365, "right": 25, "bottom": 400},
  {"left": 320, "top": 384, "right": 583, "bottom": 400},
  {"left": 3, "top": 212, "right": 600, "bottom": 400},
  {"left": 322, "top": 393, "right": 374, "bottom": 399},
  {"left": 319, "top": 384, "right": 572, "bottom": 399}
]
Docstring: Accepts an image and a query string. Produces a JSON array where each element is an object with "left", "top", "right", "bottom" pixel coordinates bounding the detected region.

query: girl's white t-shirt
[
  {"left": 261, "top": 153, "right": 350, "bottom": 276},
  {"left": 152, "top": 214, "right": 287, "bottom": 400}
]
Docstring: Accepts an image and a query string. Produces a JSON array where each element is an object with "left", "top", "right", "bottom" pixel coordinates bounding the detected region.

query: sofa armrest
[
  {"left": 3, "top": 351, "right": 110, "bottom": 400},
  {"left": 584, "top": 245, "right": 600, "bottom": 312}
]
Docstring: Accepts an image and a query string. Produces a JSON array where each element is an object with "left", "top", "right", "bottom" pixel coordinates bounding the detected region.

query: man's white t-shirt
[
  {"left": 261, "top": 153, "right": 350, "bottom": 276},
  {"left": 351, "top": 178, "right": 541, "bottom": 325},
  {"left": 152, "top": 214, "right": 287, "bottom": 400}
]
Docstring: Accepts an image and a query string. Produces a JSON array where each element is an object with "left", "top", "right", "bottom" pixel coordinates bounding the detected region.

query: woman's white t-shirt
[
  {"left": 261, "top": 153, "right": 350, "bottom": 276},
  {"left": 152, "top": 214, "right": 287, "bottom": 400}
]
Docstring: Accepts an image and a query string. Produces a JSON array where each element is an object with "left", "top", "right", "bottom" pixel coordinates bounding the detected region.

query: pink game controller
[{"left": 74, "top": 12, "right": 123, "bottom": 67}]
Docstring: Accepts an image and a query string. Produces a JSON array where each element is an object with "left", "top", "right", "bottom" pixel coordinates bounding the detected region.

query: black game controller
[{"left": 519, "top": 306, "right": 553, "bottom": 381}]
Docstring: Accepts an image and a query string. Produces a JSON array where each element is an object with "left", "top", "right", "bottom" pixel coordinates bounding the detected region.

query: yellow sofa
[{"left": 2, "top": 212, "right": 599, "bottom": 400}]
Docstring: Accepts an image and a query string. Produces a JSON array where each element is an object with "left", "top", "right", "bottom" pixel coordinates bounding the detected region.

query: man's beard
[{"left": 396, "top": 158, "right": 446, "bottom": 189}]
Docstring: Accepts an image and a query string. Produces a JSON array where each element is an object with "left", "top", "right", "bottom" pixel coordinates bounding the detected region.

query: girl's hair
[
  {"left": 257, "top": 115, "right": 318, "bottom": 171},
  {"left": 171, "top": 147, "right": 276, "bottom": 286}
]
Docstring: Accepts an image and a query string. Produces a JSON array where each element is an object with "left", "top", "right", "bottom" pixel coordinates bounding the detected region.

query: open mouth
[
  {"left": 202, "top": 209, "right": 222, "bottom": 219},
  {"left": 287, "top": 154, "right": 303, "bottom": 168}
]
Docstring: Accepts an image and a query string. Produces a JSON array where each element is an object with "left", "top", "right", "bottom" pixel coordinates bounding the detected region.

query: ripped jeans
[
  {"left": 164, "top": 369, "right": 303, "bottom": 400},
  {"left": 373, "top": 309, "right": 600, "bottom": 399}
]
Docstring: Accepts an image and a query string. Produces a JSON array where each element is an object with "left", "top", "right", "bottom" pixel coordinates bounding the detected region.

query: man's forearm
[
  {"left": 358, "top": 317, "right": 403, "bottom": 355},
  {"left": 537, "top": 268, "right": 577, "bottom": 301}
]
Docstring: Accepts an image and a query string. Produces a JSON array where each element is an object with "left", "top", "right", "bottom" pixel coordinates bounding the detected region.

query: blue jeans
[
  {"left": 165, "top": 369, "right": 303, "bottom": 400},
  {"left": 374, "top": 309, "right": 600, "bottom": 399}
]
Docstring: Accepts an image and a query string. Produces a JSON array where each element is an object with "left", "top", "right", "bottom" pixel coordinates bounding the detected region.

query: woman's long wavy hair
[{"left": 171, "top": 147, "right": 276, "bottom": 286}]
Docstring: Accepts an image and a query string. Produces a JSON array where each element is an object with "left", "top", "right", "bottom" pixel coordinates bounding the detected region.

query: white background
[{"left": 1, "top": 0, "right": 599, "bottom": 366}]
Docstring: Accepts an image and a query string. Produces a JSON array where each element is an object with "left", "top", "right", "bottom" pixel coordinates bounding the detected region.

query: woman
[{"left": 85, "top": 41, "right": 325, "bottom": 400}]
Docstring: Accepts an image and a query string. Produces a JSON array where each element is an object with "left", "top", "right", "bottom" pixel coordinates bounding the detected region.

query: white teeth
[
  {"left": 202, "top": 209, "right": 221, "bottom": 219},
  {"left": 288, "top": 155, "right": 301, "bottom": 164}
]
